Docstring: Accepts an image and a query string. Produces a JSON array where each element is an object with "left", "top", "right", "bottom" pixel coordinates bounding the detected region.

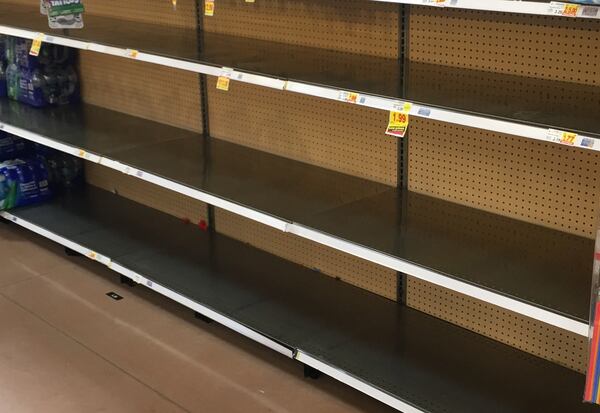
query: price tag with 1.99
[{"left": 386, "top": 103, "right": 412, "bottom": 138}]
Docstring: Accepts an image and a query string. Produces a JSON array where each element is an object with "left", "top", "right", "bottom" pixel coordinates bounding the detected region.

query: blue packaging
[
  {"left": 4, "top": 36, "right": 79, "bottom": 107},
  {"left": 6, "top": 65, "right": 49, "bottom": 108},
  {"left": 0, "top": 158, "right": 52, "bottom": 210},
  {"left": 7, "top": 37, "right": 41, "bottom": 71}
]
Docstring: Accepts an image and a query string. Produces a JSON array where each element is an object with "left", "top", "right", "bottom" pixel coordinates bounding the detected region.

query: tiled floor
[{"left": 0, "top": 221, "right": 394, "bottom": 413}]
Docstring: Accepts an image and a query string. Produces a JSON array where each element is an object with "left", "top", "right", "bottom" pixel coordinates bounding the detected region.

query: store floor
[{"left": 0, "top": 221, "right": 393, "bottom": 413}]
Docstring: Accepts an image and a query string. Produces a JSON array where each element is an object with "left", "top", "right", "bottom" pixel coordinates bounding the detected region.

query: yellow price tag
[
  {"left": 560, "top": 132, "right": 577, "bottom": 145},
  {"left": 88, "top": 251, "right": 97, "bottom": 260},
  {"left": 562, "top": 3, "right": 579, "bottom": 16},
  {"left": 385, "top": 103, "right": 412, "bottom": 138},
  {"left": 125, "top": 49, "right": 139, "bottom": 59},
  {"left": 29, "top": 33, "right": 44, "bottom": 57},
  {"left": 546, "top": 128, "right": 579, "bottom": 146},
  {"left": 216, "top": 76, "right": 230, "bottom": 91},
  {"left": 339, "top": 91, "right": 359, "bottom": 104},
  {"left": 205, "top": 0, "right": 215, "bottom": 16},
  {"left": 245, "top": 0, "right": 255, "bottom": 2},
  {"left": 549, "top": 2, "right": 580, "bottom": 17}
]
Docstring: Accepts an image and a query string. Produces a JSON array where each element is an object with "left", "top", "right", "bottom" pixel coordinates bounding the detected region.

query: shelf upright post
[
  {"left": 396, "top": 3, "right": 410, "bottom": 305},
  {"left": 196, "top": 0, "right": 216, "bottom": 235}
]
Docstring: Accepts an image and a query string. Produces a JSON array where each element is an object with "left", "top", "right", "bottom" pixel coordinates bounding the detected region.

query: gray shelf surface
[
  {"left": 8, "top": 185, "right": 600, "bottom": 413},
  {"left": 1, "top": 2, "right": 600, "bottom": 138},
  {"left": 0, "top": 98, "right": 593, "bottom": 323}
]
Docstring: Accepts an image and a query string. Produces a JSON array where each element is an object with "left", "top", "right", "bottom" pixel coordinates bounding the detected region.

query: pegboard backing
[
  {"left": 1, "top": 0, "right": 196, "bottom": 28},
  {"left": 409, "top": 118, "right": 600, "bottom": 238},
  {"left": 82, "top": 0, "right": 196, "bottom": 28},
  {"left": 405, "top": 190, "right": 593, "bottom": 278},
  {"left": 79, "top": 52, "right": 202, "bottom": 133},
  {"left": 215, "top": 209, "right": 397, "bottom": 301},
  {"left": 406, "top": 61, "right": 600, "bottom": 122},
  {"left": 407, "top": 277, "right": 587, "bottom": 373},
  {"left": 207, "top": 78, "right": 397, "bottom": 186},
  {"left": 203, "top": 0, "right": 399, "bottom": 58},
  {"left": 409, "top": 6, "right": 600, "bottom": 85},
  {"left": 85, "top": 163, "right": 208, "bottom": 224}
]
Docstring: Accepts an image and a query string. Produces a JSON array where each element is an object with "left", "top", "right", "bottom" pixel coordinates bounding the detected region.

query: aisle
[{"left": 0, "top": 222, "right": 392, "bottom": 413}]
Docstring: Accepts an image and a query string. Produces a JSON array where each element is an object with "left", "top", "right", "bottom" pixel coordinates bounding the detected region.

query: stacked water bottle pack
[
  {"left": 0, "top": 34, "right": 82, "bottom": 210},
  {"left": 0, "top": 132, "right": 84, "bottom": 211},
  {"left": 0, "top": 35, "right": 79, "bottom": 107}
]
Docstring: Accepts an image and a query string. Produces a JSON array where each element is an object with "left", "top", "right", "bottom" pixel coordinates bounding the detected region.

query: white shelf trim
[
  {"left": 286, "top": 223, "right": 590, "bottom": 337},
  {"left": 0, "top": 209, "right": 427, "bottom": 410},
  {"left": 371, "top": 0, "right": 600, "bottom": 19},
  {"left": 0, "top": 119, "right": 589, "bottom": 337},
  {"left": 295, "top": 351, "right": 425, "bottom": 413},
  {"left": 0, "top": 210, "right": 294, "bottom": 359},
  {"left": 0, "top": 24, "right": 597, "bottom": 152}
]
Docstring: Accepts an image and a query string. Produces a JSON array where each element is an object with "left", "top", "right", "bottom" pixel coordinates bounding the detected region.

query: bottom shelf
[{"left": 3, "top": 186, "right": 597, "bottom": 413}]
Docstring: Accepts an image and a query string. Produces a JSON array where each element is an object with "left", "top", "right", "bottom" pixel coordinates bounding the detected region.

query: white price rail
[
  {"left": 371, "top": 0, "right": 600, "bottom": 19},
  {"left": 0, "top": 211, "right": 294, "bottom": 360},
  {"left": 283, "top": 83, "right": 600, "bottom": 153},
  {"left": 0, "top": 22, "right": 595, "bottom": 151},
  {"left": 285, "top": 222, "right": 589, "bottom": 337},
  {"left": 0, "top": 116, "right": 593, "bottom": 336},
  {"left": 73, "top": 148, "right": 102, "bottom": 163},
  {"left": 86, "top": 250, "right": 111, "bottom": 266}
]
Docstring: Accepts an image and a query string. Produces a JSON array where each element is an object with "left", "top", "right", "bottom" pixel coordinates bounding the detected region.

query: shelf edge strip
[
  {"left": 370, "top": 0, "right": 600, "bottom": 19},
  {"left": 0, "top": 119, "right": 589, "bottom": 337},
  {"left": 295, "top": 351, "right": 425, "bottom": 413},
  {"left": 0, "top": 24, "right": 597, "bottom": 152},
  {"left": 2, "top": 208, "right": 431, "bottom": 411},
  {"left": 0, "top": 210, "right": 295, "bottom": 359},
  {"left": 286, "top": 223, "right": 590, "bottom": 337},
  {"left": 0, "top": 122, "right": 290, "bottom": 232}
]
